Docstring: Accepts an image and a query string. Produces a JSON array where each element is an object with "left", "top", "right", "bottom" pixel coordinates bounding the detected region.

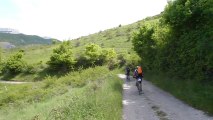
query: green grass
[
  {"left": 0, "top": 66, "right": 123, "bottom": 120},
  {"left": 2, "top": 44, "right": 59, "bottom": 64},
  {"left": 145, "top": 72, "right": 213, "bottom": 115}
]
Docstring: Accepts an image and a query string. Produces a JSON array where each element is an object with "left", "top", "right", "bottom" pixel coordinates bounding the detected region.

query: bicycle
[
  {"left": 126, "top": 74, "right": 130, "bottom": 81},
  {"left": 136, "top": 78, "right": 142, "bottom": 95}
]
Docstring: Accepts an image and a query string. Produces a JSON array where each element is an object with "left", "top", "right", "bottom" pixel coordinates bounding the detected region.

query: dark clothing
[
  {"left": 138, "top": 73, "right": 143, "bottom": 78},
  {"left": 137, "top": 75, "right": 142, "bottom": 83},
  {"left": 126, "top": 68, "right": 130, "bottom": 75}
]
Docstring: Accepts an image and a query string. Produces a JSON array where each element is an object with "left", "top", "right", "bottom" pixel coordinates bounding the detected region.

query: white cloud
[{"left": 2, "top": 0, "right": 167, "bottom": 40}]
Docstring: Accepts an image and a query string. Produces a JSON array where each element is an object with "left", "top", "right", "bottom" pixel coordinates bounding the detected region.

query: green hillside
[
  {"left": 71, "top": 15, "right": 159, "bottom": 54},
  {"left": 0, "top": 33, "right": 58, "bottom": 47},
  {"left": 1, "top": 16, "right": 155, "bottom": 70}
]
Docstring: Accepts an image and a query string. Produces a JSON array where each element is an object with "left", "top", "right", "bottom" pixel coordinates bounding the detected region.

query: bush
[
  {"left": 117, "top": 54, "right": 126, "bottom": 67},
  {"left": 75, "top": 55, "right": 92, "bottom": 69},
  {"left": 77, "top": 43, "right": 118, "bottom": 68},
  {"left": 125, "top": 53, "right": 141, "bottom": 69},
  {"left": 3, "top": 50, "right": 26, "bottom": 73},
  {"left": 107, "top": 59, "right": 119, "bottom": 70},
  {"left": 75, "top": 41, "right": 80, "bottom": 47},
  {"left": 47, "top": 41, "right": 76, "bottom": 71},
  {"left": 43, "top": 76, "right": 57, "bottom": 89},
  {"left": 24, "top": 61, "right": 43, "bottom": 74},
  {"left": 85, "top": 43, "right": 102, "bottom": 65}
]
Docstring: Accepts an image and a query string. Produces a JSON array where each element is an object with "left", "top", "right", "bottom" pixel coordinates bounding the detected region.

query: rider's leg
[
  {"left": 138, "top": 82, "right": 141, "bottom": 91},
  {"left": 136, "top": 81, "right": 139, "bottom": 90},
  {"left": 127, "top": 74, "right": 130, "bottom": 80}
]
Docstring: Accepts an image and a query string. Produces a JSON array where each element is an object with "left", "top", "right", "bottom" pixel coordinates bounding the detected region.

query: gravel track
[{"left": 118, "top": 74, "right": 213, "bottom": 120}]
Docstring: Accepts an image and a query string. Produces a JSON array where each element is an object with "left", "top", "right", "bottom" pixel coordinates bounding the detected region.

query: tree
[
  {"left": 162, "top": 0, "right": 213, "bottom": 31},
  {"left": 4, "top": 50, "right": 26, "bottom": 73},
  {"left": 132, "top": 24, "right": 156, "bottom": 69},
  {"left": 47, "top": 41, "right": 76, "bottom": 71},
  {"left": 52, "top": 39, "right": 59, "bottom": 44},
  {"left": 85, "top": 43, "right": 102, "bottom": 65},
  {"left": 101, "top": 48, "right": 117, "bottom": 61},
  {"left": 161, "top": 0, "right": 213, "bottom": 80}
]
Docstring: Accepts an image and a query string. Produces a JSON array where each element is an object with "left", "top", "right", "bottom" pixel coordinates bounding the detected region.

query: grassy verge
[
  {"left": 145, "top": 72, "right": 213, "bottom": 115},
  {"left": 0, "top": 66, "right": 123, "bottom": 120}
]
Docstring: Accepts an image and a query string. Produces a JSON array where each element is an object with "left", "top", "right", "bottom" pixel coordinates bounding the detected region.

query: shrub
[
  {"left": 52, "top": 39, "right": 59, "bottom": 45},
  {"left": 75, "top": 55, "right": 91, "bottom": 69},
  {"left": 85, "top": 43, "right": 102, "bottom": 64},
  {"left": 47, "top": 41, "right": 76, "bottom": 71},
  {"left": 75, "top": 41, "right": 80, "bottom": 47},
  {"left": 125, "top": 53, "right": 141, "bottom": 69},
  {"left": 43, "top": 76, "right": 57, "bottom": 89},
  {"left": 24, "top": 61, "right": 43, "bottom": 74},
  {"left": 107, "top": 59, "right": 119, "bottom": 70},
  {"left": 3, "top": 50, "right": 26, "bottom": 73},
  {"left": 117, "top": 54, "right": 126, "bottom": 67},
  {"left": 82, "top": 44, "right": 118, "bottom": 67}
]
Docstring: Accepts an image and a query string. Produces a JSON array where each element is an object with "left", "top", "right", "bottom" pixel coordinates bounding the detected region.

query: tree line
[
  {"left": 132, "top": 0, "right": 213, "bottom": 81},
  {"left": 0, "top": 41, "right": 140, "bottom": 75}
]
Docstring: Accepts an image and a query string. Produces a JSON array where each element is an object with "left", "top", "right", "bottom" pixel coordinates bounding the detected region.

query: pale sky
[{"left": 0, "top": 0, "right": 167, "bottom": 40}]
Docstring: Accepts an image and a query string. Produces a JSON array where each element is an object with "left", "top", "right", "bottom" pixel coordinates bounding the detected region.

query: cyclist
[
  {"left": 125, "top": 66, "right": 130, "bottom": 81},
  {"left": 134, "top": 66, "right": 143, "bottom": 94}
]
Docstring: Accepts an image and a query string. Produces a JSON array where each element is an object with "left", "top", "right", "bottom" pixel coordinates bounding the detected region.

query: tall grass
[
  {"left": 0, "top": 66, "right": 123, "bottom": 120},
  {"left": 145, "top": 72, "right": 213, "bottom": 115}
]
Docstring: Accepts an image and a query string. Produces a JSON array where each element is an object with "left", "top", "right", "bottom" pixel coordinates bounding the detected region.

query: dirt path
[
  {"left": 118, "top": 74, "right": 213, "bottom": 120},
  {"left": 0, "top": 80, "right": 30, "bottom": 84}
]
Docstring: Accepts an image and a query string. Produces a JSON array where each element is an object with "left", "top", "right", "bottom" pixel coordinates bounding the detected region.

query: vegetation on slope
[
  {"left": 0, "top": 18, "right": 144, "bottom": 81},
  {"left": 0, "top": 66, "right": 123, "bottom": 120}
]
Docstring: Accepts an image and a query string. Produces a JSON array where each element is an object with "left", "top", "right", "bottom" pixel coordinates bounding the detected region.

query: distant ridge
[{"left": 0, "top": 33, "right": 59, "bottom": 47}]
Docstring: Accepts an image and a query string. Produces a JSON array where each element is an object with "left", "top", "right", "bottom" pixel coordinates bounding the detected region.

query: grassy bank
[
  {"left": 0, "top": 66, "right": 123, "bottom": 120},
  {"left": 145, "top": 72, "right": 213, "bottom": 115}
]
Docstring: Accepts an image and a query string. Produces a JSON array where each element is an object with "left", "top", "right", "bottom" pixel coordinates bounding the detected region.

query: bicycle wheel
[
  {"left": 138, "top": 83, "right": 142, "bottom": 95},
  {"left": 126, "top": 75, "right": 130, "bottom": 81}
]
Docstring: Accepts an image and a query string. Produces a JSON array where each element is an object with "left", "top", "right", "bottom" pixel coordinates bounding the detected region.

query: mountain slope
[
  {"left": 0, "top": 33, "right": 57, "bottom": 47},
  {"left": 70, "top": 15, "right": 160, "bottom": 54}
]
